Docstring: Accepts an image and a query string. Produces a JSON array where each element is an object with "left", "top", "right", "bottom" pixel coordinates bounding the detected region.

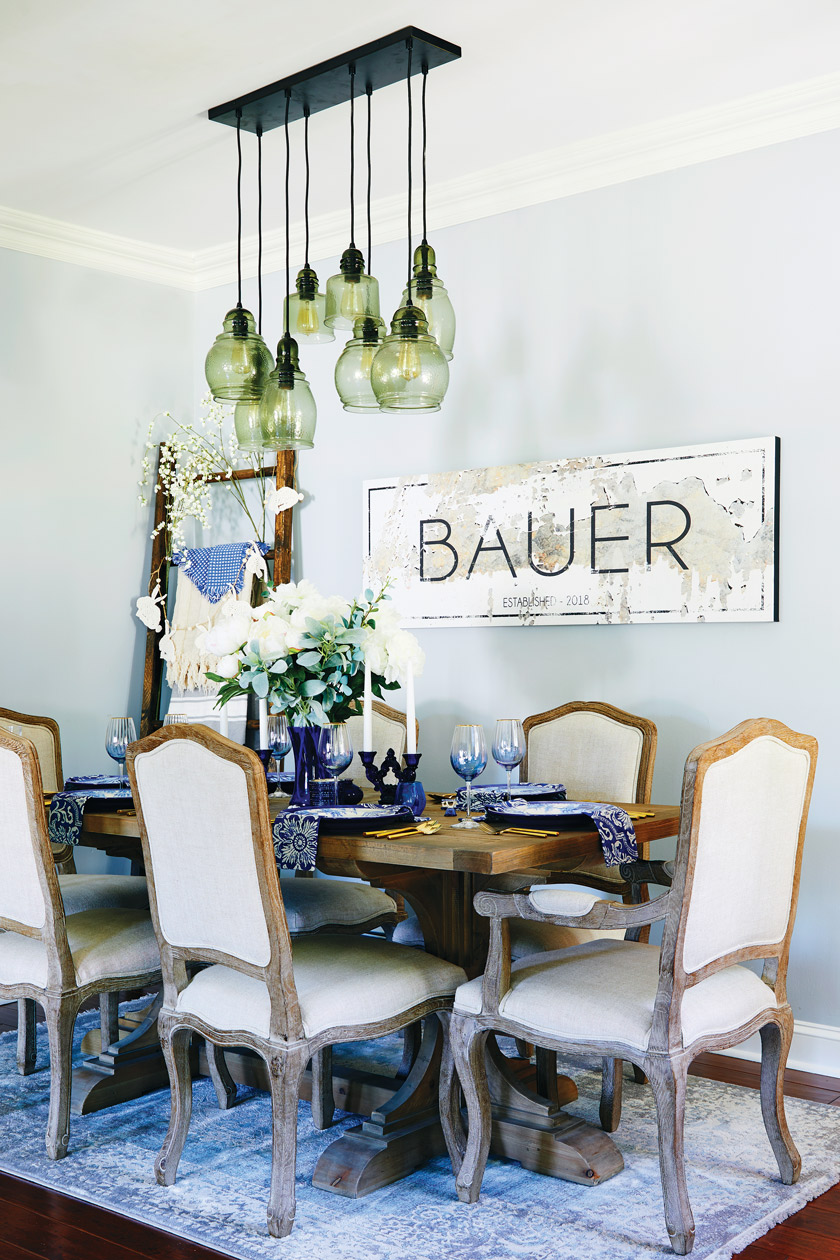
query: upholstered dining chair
[
  {"left": 442, "top": 718, "right": 818, "bottom": 1256},
  {"left": 0, "top": 728, "right": 162, "bottom": 1159},
  {"left": 127, "top": 723, "right": 465, "bottom": 1239},
  {"left": 0, "top": 706, "right": 151, "bottom": 1076},
  {"left": 342, "top": 698, "right": 419, "bottom": 781}
]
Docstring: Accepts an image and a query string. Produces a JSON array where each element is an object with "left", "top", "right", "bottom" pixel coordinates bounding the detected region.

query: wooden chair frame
[
  {"left": 127, "top": 723, "right": 455, "bottom": 1238},
  {"left": 0, "top": 729, "right": 161, "bottom": 1159},
  {"left": 441, "top": 718, "right": 818, "bottom": 1256}
]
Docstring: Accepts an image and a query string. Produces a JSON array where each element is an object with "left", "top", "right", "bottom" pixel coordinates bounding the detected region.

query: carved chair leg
[
  {"left": 760, "top": 1018, "right": 800, "bottom": 1185},
  {"left": 17, "top": 998, "right": 37, "bottom": 1075},
  {"left": 99, "top": 991, "right": 120, "bottom": 1052},
  {"left": 155, "top": 1022, "right": 193, "bottom": 1187},
  {"left": 449, "top": 1016, "right": 491, "bottom": 1205},
  {"left": 266, "top": 1048, "right": 308, "bottom": 1239},
  {"left": 310, "top": 1046, "right": 335, "bottom": 1130},
  {"left": 437, "top": 1011, "right": 466, "bottom": 1175},
  {"left": 514, "top": 1038, "right": 533, "bottom": 1059},
  {"left": 647, "top": 1054, "right": 695, "bottom": 1256},
  {"left": 599, "top": 1057, "right": 624, "bottom": 1132},
  {"left": 633, "top": 1064, "right": 648, "bottom": 1084},
  {"left": 207, "top": 1041, "right": 237, "bottom": 1111},
  {"left": 44, "top": 997, "right": 80, "bottom": 1160}
]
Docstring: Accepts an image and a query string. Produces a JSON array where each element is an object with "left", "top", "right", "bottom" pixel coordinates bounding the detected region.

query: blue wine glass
[
  {"left": 268, "top": 713, "right": 292, "bottom": 766},
  {"left": 450, "top": 724, "right": 487, "bottom": 830},
  {"left": 317, "top": 723, "right": 354, "bottom": 803},
  {"left": 492, "top": 718, "right": 526, "bottom": 802},
  {"left": 105, "top": 716, "right": 136, "bottom": 782}
]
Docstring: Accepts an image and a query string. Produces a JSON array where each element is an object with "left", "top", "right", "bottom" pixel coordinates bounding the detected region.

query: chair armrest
[
  {"left": 473, "top": 886, "right": 671, "bottom": 932},
  {"left": 618, "top": 859, "right": 674, "bottom": 887}
]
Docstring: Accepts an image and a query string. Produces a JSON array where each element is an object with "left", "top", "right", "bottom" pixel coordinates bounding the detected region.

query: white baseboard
[{"left": 718, "top": 1020, "right": 840, "bottom": 1079}]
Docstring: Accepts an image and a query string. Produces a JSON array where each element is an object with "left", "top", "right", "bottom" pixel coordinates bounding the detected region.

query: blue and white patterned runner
[
  {"left": 48, "top": 787, "right": 132, "bottom": 847},
  {"left": 272, "top": 805, "right": 413, "bottom": 871},
  {"left": 488, "top": 800, "right": 638, "bottom": 866}
]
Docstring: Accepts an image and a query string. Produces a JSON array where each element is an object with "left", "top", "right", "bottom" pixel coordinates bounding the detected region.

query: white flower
[
  {"left": 135, "top": 583, "right": 164, "bottom": 631},
  {"left": 252, "top": 612, "right": 293, "bottom": 661},
  {"left": 197, "top": 603, "right": 253, "bottom": 657},
  {"left": 266, "top": 486, "right": 304, "bottom": 515},
  {"left": 215, "top": 653, "right": 240, "bottom": 679},
  {"left": 382, "top": 629, "right": 425, "bottom": 685}
]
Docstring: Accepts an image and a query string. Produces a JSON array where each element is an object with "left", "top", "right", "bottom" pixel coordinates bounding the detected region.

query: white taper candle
[
  {"left": 219, "top": 703, "right": 229, "bottom": 738},
  {"left": 405, "top": 664, "right": 416, "bottom": 754},
  {"left": 258, "top": 698, "right": 269, "bottom": 750},
  {"left": 363, "top": 662, "right": 373, "bottom": 751}
]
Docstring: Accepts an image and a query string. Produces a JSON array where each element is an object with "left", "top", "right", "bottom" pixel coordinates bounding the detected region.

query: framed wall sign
[{"left": 364, "top": 437, "right": 779, "bottom": 627}]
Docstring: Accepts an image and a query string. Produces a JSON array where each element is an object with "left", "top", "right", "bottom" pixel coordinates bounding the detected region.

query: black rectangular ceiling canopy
[{"left": 208, "top": 27, "right": 461, "bottom": 133}]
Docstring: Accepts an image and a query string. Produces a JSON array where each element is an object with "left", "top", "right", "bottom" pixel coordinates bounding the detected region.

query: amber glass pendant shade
[
  {"left": 334, "top": 315, "right": 386, "bottom": 412},
  {"left": 205, "top": 306, "right": 273, "bottom": 402},
  {"left": 284, "top": 265, "right": 334, "bottom": 343},
  {"left": 371, "top": 302, "right": 449, "bottom": 413},
  {"left": 400, "top": 243, "right": 455, "bottom": 361},
  {"left": 259, "top": 334, "right": 317, "bottom": 450}
]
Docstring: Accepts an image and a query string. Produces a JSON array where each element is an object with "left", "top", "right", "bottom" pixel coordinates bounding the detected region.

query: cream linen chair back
[
  {"left": 128, "top": 726, "right": 301, "bottom": 1040},
  {"left": 674, "top": 723, "right": 816, "bottom": 981},
  {"left": 342, "top": 701, "right": 416, "bottom": 780},
  {"left": 0, "top": 708, "right": 63, "bottom": 794},
  {"left": 521, "top": 701, "right": 656, "bottom": 804},
  {"left": 0, "top": 729, "right": 73, "bottom": 985}
]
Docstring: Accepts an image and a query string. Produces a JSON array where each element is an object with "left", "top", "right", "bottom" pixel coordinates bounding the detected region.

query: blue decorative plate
[
  {"left": 64, "top": 775, "right": 129, "bottom": 791},
  {"left": 283, "top": 804, "right": 414, "bottom": 833},
  {"left": 468, "top": 783, "right": 566, "bottom": 801},
  {"left": 485, "top": 799, "right": 603, "bottom": 831}
]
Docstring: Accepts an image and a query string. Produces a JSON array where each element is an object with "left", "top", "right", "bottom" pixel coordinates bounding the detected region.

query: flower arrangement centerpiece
[{"left": 202, "top": 579, "right": 424, "bottom": 803}]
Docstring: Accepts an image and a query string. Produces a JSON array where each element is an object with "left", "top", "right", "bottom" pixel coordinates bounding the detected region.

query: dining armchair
[
  {"left": 442, "top": 718, "right": 818, "bottom": 1255},
  {"left": 127, "top": 723, "right": 466, "bottom": 1239},
  {"left": 0, "top": 706, "right": 151, "bottom": 1076},
  {"left": 342, "top": 698, "right": 419, "bottom": 781},
  {"left": 0, "top": 728, "right": 162, "bottom": 1159}
]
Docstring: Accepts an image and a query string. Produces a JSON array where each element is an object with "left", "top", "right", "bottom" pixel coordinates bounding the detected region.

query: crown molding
[
  {"left": 2, "top": 72, "right": 839, "bottom": 292},
  {"left": 0, "top": 204, "right": 195, "bottom": 289}
]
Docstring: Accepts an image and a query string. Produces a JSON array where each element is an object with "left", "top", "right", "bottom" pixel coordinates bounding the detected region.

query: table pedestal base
[{"left": 72, "top": 997, "right": 168, "bottom": 1115}]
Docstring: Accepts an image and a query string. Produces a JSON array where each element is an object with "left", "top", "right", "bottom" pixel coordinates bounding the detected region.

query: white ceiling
[{"left": 2, "top": 0, "right": 840, "bottom": 258}]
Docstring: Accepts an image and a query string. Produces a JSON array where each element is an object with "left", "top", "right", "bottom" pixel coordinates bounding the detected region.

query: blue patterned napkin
[
  {"left": 171, "top": 542, "right": 270, "bottom": 604},
  {"left": 455, "top": 783, "right": 566, "bottom": 809},
  {"left": 49, "top": 788, "right": 132, "bottom": 847},
  {"left": 272, "top": 805, "right": 413, "bottom": 872},
  {"left": 487, "top": 800, "right": 638, "bottom": 866}
]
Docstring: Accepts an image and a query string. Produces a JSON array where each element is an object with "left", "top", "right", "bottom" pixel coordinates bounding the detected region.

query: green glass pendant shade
[
  {"left": 334, "top": 315, "right": 386, "bottom": 412},
  {"left": 370, "top": 303, "right": 449, "bottom": 413},
  {"left": 233, "top": 399, "right": 267, "bottom": 452},
  {"left": 204, "top": 305, "right": 273, "bottom": 402},
  {"left": 284, "top": 266, "right": 335, "bottom": 343},
  {"left": 324, "top": 245, "right": 380, "bottom": 330},
  {"left": 259, "top": 334, "right": 317, "bottom": 450},
  {"left": 400, "top": 243, "right": 455, "bottom": 361}
]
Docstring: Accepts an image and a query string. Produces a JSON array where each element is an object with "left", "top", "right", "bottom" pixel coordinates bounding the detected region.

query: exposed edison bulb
[
  {"left": 397, "top": 338, "right": 422, "bottom": 381},
  {"left": 295, "top": 300, "right": 320, "bottom": 337},
  {"left": 340, "top": 280, "right": 366, "bottom": 322}
]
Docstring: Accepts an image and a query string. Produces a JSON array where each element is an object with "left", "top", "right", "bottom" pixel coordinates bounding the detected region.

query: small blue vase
[{"left": 394, "top": 779, "right": 426, "bottom": 817}]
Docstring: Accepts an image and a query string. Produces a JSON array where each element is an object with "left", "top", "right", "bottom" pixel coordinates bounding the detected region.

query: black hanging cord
[
  {"left": 349, "top": 64, "right": 356, "bottom": 248},
  {"left": 256, "top": 123, "right": 263, "bottom": 333},
  {"left": 303, "top": 107, "right": 311, "bottom": 266},
  {"left": 406, "top": 39, "right": 413, "bottom": 300},
  {"left": 366, "top": 83, "right": 373, "bottom": 274},
  {"left": 235, "top": 110, "right": 243, "bottom": 307},
  {"left": 421, "top": 63, "right": 428, "bottom": 245},
  {"left": 284, "top": 89, "right": 291, "bottom": 340}
]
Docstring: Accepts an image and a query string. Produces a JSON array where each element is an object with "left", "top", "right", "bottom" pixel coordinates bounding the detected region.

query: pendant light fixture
[
  {"left": 324, "top": 64, "right": 380, "bottom": 331},
  {"left": 283, "top": 108, "right": 334, "bottom": 343},
  {"left": 259, "top": 91, "right": 317, "bottom": 451},
  {"left": 205, "top": 111, "right": 273, "bottom": 402},
  {"left": 234, "top": 125, "right": 274, "bottom": 452},
  {"left": 371, "top": 40, "right": 449, "bottom": 413},
  {"left": 334, "top": 83, "right": 387, "bottom": 412},
  {"left": 400, "top": 64, "right": 455, "bottom": 361}
]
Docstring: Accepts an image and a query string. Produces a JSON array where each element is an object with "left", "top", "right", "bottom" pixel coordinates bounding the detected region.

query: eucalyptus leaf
[
  {"left": 252, "top": 672, "right": 269, "bottom": 698},
  {"left": 296, "top": 651, "right": 322, "bottom": 668},
  {"left": 301, "top": 679, "right": 327, "bottom": 696}
]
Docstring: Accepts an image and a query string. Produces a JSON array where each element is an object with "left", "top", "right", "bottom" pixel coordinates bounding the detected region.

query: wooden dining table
[{"left": 73, "top": 796, "right": 680, "bottom": 1197}]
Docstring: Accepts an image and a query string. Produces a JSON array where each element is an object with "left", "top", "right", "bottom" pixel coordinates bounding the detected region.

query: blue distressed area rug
[{"left": 0, "top": 1007, "right": 838, "bottom": 1260}]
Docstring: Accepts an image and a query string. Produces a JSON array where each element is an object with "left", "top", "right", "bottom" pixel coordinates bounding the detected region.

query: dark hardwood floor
[{"left": 1, "top": 1001, "right": 838, "bottom": 1259}]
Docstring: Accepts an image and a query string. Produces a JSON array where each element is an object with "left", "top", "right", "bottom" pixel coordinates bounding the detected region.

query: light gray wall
[
  {"left": 196, "top": 128, "right": 838, "bottom": 1026},
  {"left": 0, "top": 249, "right": 193, "bottom": 869}
]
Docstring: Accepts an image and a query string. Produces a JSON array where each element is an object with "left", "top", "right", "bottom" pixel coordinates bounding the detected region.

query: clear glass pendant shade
[
  {"left": 371, "top": 303, "right": 449, "bottom": 413},
  {"left": 334, "top": 316, "right": 386, "bottom": 412},
  {"left": 259, "top": 335, "right": 317, "bottom": 450},
  {"left": 284, "top": 266, "right": 335, "bottom": 343},
  {"left": 400, "top": 244, "right": 455, "bottom": 361},
  {"left": 204, "top": 306, "right": 273, "bottom": 402},
  {"left": 325, "top": 246, "right": 380, "bottom": 330}
]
